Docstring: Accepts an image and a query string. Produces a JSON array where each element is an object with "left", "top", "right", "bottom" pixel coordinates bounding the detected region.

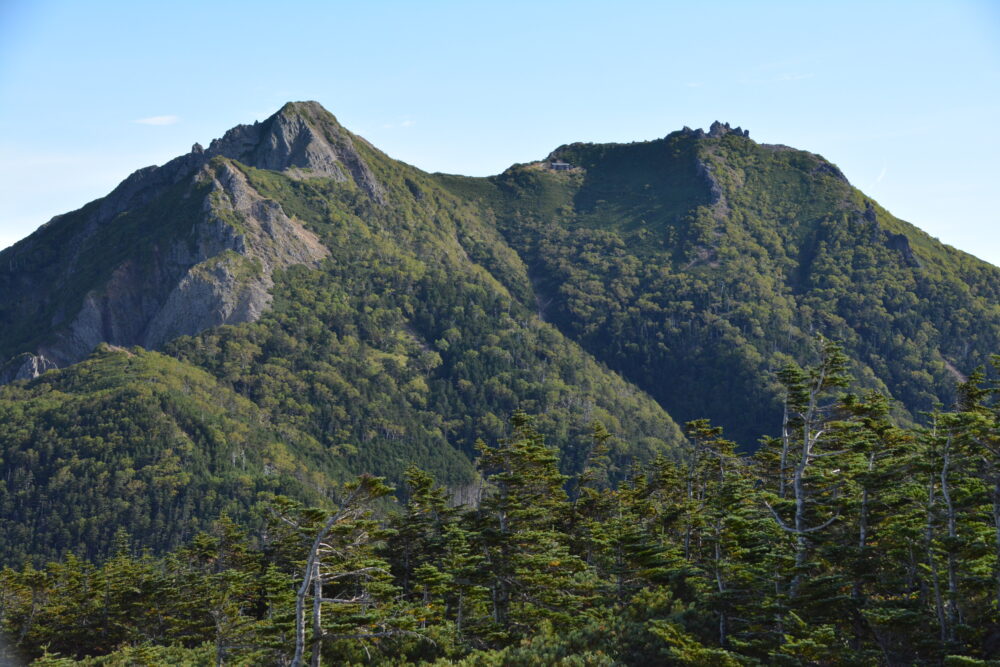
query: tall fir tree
[{"left": 472, "top": 411, "right": 595, "bottom": 643}]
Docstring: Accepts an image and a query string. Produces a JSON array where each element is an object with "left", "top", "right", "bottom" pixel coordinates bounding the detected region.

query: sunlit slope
[
  {"left": 0, "top": 346, "right": 334, "bottom": 563},
  {"left": 441, "top": 124, "right": 999, "bottom": 444}
]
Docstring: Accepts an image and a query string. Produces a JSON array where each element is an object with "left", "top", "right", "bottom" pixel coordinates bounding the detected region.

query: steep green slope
[
  {"left": 1, "top": 103, "right": 995, "bottom": 569},
  {"left": 0, "top": 345, "right": 332, "bottom": 564},
  {"left": 441, "top": 124, "right": 1000, "bottom": 444},
  {"left": 0, "top": 103, "right": 686, "bottom": 565},
  {"left": 166, "top": 143, "right": 685, "bottom": 490}
]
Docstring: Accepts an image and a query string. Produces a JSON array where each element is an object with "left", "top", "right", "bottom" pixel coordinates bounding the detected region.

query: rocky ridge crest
[{"left": 1, "top": 103, "right": 349, "bottom": 380}]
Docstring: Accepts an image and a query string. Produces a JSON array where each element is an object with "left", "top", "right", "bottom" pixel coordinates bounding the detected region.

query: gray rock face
[
  {"left": 49, "top": 101, "right": 383, "bottom": 243},
  {"left": 141, "top": 162, "right": 329, "bottom": 348},
  {"left": 708, "top": 121, "right": 749, "bottom": 138},
  {"left": 695, "top": 157, "right": 723, "bottom": 205},
  {"left": 675, "top": 122, "right": 749, "bottom": 140},
  {"left": 1, "top": 102, "right": 346, "bottom": 381},
  {"left": 207, "top": 101, "right": 385, "bottom": 203},
  {"left": 886, "top": 232, "right": 921, "bottom": 268},
  {"left": 34, "top": 160, "right": 329, "bottom": 369},
  {"left": 0, "top": 353, "right": 58, "bottom": 384}
]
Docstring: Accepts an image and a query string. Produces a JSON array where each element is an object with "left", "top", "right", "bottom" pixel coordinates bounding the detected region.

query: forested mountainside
[
  {"left": 0, "top": 102, "right": 683, "bottom": 561},
  {"left": 4, "top": 351, "right": 1000, "bottom": 665},
  {"left": 0, "top": 101, "right": 997, "bottom": 567},
  {"left": 439, "top": 121, "right": 1000, "bottom": 445},
  {"left": 0, "top": 346, "right": 333, "bottom": 564}
]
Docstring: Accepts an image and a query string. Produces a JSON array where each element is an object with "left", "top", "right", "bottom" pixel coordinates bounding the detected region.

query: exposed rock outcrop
[
  {"left": 207, "top": 101, "right": 385, "bottom": 203},
  {"left": 886, "top": 232, "right": 921, "bottom": 268},
  {"left": 708, "top": 121, "right": 749, "bottom": 138},
  {"left": 33, "top": 159, "right": 329, "bottom": 369},
  {"left": 0, "top": 353, "right": 58, "bottom": 384},
  {"left": 141, "top": 161, "right": 329, "bottom": 348},
  {"left": 859, "top": 200, "right": 921, "bottom": 268},
  {"left": 1, "top": 102, "right": 351, "bottom": 381},
  {"left": 678, "top": 122, "right": 750, "bottom": 139},
  {"left": 694, "top": 154, "right": 724, "bottom": 206},
  {"left": 680, "top": 126, "right": 706, "bottom": 138},
  {"left": 59, "top": 101, "right": 383, "bottom": 238}
]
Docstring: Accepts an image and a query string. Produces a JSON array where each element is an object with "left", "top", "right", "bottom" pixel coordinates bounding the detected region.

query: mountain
[
  {"left": 0, "top": 102, "right": 684, "bottom": 561},
  {"left": 0, "top": 103, "right": 997, "bottom": 561},
  {"left": 439, "top": 120, "right": 1000, "bottom": 443},
  {"left": 0, "top": 102, "right": 346, "bottom": 373}
]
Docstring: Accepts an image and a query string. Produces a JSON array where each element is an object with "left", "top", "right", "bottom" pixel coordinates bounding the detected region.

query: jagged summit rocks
[
  {"left": 99, "top": 102, "right": 384, "bottom": 229},
  {"left": 708, "top": 120, "right": 749, "bottom": 138},
  {"left": 0, "top": 102, "right": 363, "bottom": 376},
  {"left": 678, "top": 121, "right": 750, "bottom": 138},
  {"left": 0, "top": 100, "right": 996, "bottom": 456},
  {"left": 207, "top": 101, "right": 385, "bottom": 203}
]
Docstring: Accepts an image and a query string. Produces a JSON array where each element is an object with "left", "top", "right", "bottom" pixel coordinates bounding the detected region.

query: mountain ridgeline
[
  {"left": 0, "top": 103, "right": 997, "bottom": 561},
  {"left": 441, "top": 120, "right": 999, "bottom": 443}
]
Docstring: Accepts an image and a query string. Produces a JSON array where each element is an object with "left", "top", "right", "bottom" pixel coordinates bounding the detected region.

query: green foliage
[
  {"left": 471, "top": 411, "right": 597, "bottom": 643},
  {"left": 443, "top": 130, "right": 1000, "bottom": 446},
  {"left": 0, "top": 346, "right": 331, "bottom": 564},
  {"left": 1, "top": 389, "right": 998, "bottom": 664},
  {"left": 164, "top": 151, "right": 685, "bottom": 490},
  {"left": 1, "top": 108, "right": 999, "bottom": 664}
]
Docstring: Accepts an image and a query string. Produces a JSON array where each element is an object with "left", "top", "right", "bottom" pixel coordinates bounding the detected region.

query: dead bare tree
[
  {"left": 280, "top": 475, "right": 397, "bottom": 667},
  {"left": 765, "top": 338, "right": 850, "bottom": 598}
]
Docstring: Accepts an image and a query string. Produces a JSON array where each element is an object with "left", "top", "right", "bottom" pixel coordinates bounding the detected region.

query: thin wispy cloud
[
  {"left": 741, "top": 73, "right": 815, "bottom": 85},
  {"left": 775, "top": 72, "right": 813, "bottom": 82},
  {"left": 133, "top": 115, "right": 180, "bottom": 126},
  {"left": 382, "top": 119, "right": 416, "bottom": 129},
  {"left": 876, "top": 164, "right": 887, "bottom": 184}
]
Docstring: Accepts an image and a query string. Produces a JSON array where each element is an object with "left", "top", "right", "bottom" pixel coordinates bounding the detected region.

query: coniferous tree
[
  {"left": 684, "top": 419, "right": 779, "bottom": 655},
  {"left": 472, "top": 411, "right": 595, "bottom": 643},
  {"left": 387, "top": 465, "right": 487, "bottom": 648},
  {"left": 764, "top": 338, "right": 850, "bottom": 599}
]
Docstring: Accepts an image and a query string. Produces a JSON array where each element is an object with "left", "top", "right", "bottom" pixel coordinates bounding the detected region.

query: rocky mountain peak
[
  {"left": 676, "top": 122, "right": 750, "bottom": 139},
  {"left": 708, "top": 120, "right": 749, "bottom": 138},
  {"left": 0, "top": 102, "right": 355, "bottom": 381},
  {"left": 85, "top": 102, "right": 383, "bottom": 234},
  {"left": 206, "top": 101, "right": 385, "bottom": 202}
]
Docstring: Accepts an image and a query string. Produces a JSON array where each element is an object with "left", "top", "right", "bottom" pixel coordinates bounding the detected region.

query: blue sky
[{"left": 2, "top": 1, "right": 999, "bottom": 265}]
